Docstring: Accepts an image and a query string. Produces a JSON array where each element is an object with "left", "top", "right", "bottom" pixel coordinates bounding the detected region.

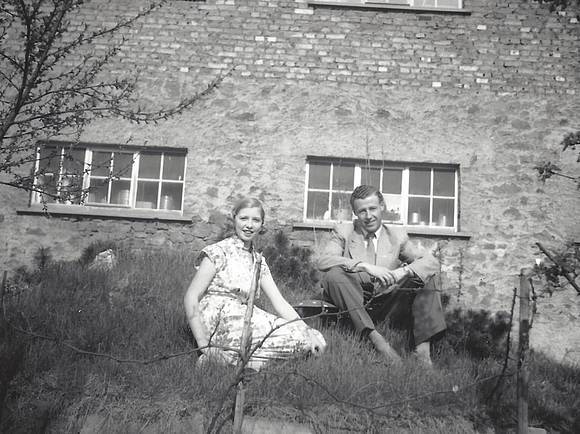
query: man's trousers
[{"left": 321, "top": 267, "right": 446, "bottom": 346}]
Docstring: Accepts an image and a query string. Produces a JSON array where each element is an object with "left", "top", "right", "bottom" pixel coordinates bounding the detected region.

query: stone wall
[{"left": 1, "top": 0, "right": 579, "bottom": 361}]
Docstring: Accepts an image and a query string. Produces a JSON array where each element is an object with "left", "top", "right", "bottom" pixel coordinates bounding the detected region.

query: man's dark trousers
[{"left": 321, "top": 267, "right": 446, "bottom": 346}]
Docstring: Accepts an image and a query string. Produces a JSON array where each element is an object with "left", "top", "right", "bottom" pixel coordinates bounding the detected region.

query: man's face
[{"left": 352, "top": 194, "right": 384, "bottom": 234}]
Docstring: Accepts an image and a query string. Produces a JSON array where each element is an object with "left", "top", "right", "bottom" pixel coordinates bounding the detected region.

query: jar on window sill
[{"left": 161, "top": 195, "right": 174, "bottom": 210}]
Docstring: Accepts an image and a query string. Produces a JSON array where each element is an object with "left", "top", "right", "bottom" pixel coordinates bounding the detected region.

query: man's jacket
[{"left": 316, "top": 220, "right": 439, "bottom": 284}]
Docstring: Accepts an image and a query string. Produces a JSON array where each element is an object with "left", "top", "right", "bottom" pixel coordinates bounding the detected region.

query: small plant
[{"left": 436, "top": 308, "right": 511, "bottom": 360}]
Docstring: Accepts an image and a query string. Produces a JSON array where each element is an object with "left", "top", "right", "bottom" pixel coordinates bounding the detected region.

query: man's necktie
[{"left": 366, "top": 233, "right": 376, "bottom": 265}]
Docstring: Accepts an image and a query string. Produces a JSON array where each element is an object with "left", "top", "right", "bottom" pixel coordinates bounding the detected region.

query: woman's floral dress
[{"left": 197, "top": 236, "right": 325, "bottom": 371}]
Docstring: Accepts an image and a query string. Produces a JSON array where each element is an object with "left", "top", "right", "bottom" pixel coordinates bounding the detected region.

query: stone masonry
[{"left": 1, "top": 0, "right": 579, "bottom": 362}]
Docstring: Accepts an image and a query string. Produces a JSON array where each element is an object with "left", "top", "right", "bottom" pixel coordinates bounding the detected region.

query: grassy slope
[{"left": 0, "top": 245, "right": 579, "bottom": 433}]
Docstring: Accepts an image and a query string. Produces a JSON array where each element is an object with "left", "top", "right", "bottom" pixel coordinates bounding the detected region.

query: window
[
  {"left": 34, "top": 142, "right": 186, "bottom": 212},
  {"left": 304, "top": 157, "right": 459, "bottom": 230},
  {"left": 364, "top": 0, "right": 463, "bottom": 9}
]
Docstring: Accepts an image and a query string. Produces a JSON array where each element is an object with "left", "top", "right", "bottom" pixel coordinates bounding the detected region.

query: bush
[
  {"left": 437, "top": 308, "right": 512, "bottom": 361},
  {"left": 261, "top": 230, "right": 319, "bottom": 293}
]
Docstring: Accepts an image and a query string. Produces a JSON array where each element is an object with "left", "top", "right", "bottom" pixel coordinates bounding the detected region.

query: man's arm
[
  {"left": 397, "top": 230, "right": 439, "bottom": 283},
  {"left": 316, "top": 224, "right": 361, "bottom": 272}
]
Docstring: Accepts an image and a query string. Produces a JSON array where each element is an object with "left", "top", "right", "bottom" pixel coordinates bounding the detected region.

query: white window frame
[
  {"left": 33, "top": 142, "right": 187, "bottom": 213},
  {"left": 364, "top": 0, "right": 463, "bottom": 9},
  {"left": 303, "top": 158, "right": 459, "bottom": 231}
]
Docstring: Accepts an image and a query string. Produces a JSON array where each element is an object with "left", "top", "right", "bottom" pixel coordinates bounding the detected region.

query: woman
[{"left": 184, "top": 197, "right": 326, "bottom": 371}]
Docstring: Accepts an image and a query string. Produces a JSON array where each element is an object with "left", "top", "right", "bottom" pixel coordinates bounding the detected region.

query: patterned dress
[{"left": 197, "top": 236, "right": 325, "bottom": 371}]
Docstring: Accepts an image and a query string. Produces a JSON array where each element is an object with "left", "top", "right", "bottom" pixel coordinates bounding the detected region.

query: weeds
[{"left": 1, "top": 243, "right": 579, "bottom": 433}]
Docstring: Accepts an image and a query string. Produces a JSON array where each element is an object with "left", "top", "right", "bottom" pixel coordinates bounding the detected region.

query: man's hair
[{"left": 350, "top": 185, "right": 384, "bottom": 210}]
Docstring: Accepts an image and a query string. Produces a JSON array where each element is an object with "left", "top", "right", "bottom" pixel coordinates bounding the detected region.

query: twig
[{"left": 250, "top": 369, "right": 511, "bottom": 417}]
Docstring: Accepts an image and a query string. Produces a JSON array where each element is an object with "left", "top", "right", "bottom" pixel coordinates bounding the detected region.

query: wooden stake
[
  {"left": 518, "top": 268, "right": 532, "bottom": 434},
  {"left": 1, "top": 270, "right": 7, "bottom": 317},
  {"left": 232, "top": 252, "right": 262, "bottom": 434}
]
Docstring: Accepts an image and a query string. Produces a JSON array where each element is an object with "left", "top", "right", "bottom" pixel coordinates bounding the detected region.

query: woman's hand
[
  {"left": 306, "top": 328, "right": 327, "bottom": 354},
  {"left": 197, "top": 347, "right": 229, "bottom": 367}
]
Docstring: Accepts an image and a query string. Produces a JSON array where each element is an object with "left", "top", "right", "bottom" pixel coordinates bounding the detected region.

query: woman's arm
[
  {"left": 184, "top": 257, "right": 217, "bottom": 350},
  {"left": 260, "top": 272, "right": 304, "bottom": 323},
  {"left": 260, "top": 273, "right": 327, "bottom": 353}
]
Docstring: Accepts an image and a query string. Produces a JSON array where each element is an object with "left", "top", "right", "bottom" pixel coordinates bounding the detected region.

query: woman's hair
[{"left": 232, "top": 197, "right": 266, "bottom": 228}]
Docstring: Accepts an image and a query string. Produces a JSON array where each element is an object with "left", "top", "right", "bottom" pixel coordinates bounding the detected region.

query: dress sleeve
[
  {"left": 196, "top": 243, "right": 226, "bottom": 272},
  {"left": 260, "top": 256, "right": 271, "bottom": 279}
]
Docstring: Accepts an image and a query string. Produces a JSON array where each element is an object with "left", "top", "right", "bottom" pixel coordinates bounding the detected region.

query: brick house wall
[{"left": 1, "top": 0, "right": 579, "bottom": 360}]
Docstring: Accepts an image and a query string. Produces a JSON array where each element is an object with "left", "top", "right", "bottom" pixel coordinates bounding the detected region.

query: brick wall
[{"left": 60, "top": 0, "right": 579, "bottom": 95}]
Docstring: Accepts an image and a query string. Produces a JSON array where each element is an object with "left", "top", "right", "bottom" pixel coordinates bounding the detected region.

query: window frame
[
  {"left": 303, "top": 156, "right": 460, "bottom": 232},
  {"left": 32, "top": 141, "right": 187, "bottom": 213},
  {"left": 365, "top": 0, "right": 463, "bottom": 8},
  {"left": 307, "top": 0, "right": 469, "bottom": 14}
]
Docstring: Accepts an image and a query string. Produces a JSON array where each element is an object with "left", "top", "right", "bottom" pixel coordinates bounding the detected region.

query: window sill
[
  {"left": 17, "top": 204, "right": 193, "bottom": 223},
  {"left": 292, "top": 221, "right": 471, "bottom": 239},
  {"left": 307, "top": 0, "right": 471, "bottom": 15}
]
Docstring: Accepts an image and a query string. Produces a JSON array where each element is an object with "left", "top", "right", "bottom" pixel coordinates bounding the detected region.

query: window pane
[
  {"left": 433, "top": 198, "right": 455, "bottom": 227},
  {"left": 37, "top": 147, "right": 60, "bottom": 202},
  {"left": 409, "top": 168, "right": 431, "bottom": 195},
  {"left": 408, "top": 197, "right": 430, "bottom": 225},
  {"left": 433, "top": 169, "right": 455, "bottom": 197},
  {"left": 62, "top": 148, "right": 85, "bottom": 176},
  {"left": 162, "top": 154, "right": 185, "bottom": 181},
  {"left": 383, "top": 194, "right": 402, "bottom": 223},
  {"left": 306, "top": 191, "right": 329, "bottom": 219},
  {"left": 37, "top": 177, "right": 57, "bottom": 203},
  {"left": 60, "top": 175, "right": 84, "bottom": 204},
  {"left": 91, "top": 152, "right": 112, "bottom": 177},
  {"left": 436, "top": 0, "right": 460, "bottom": 8},
  {"left": 332, "top": 163, "right": 354, "bottom": 190},
  {"left": 160, "top": 182, "right": 183, "bottom": 210},
  {"left": 112, "top": 153, "right": 134, "bottom": 179},
  {"left": 136, "top": 181, "right": 159, "bottom": 208},
  {"left": 111, "top": 180, "right": 131, "bottom": 206},
  {"left": 88, "top": 178, "right": 109, "bottom": 204},
  {"left": 60, "top": 148, "right": 85, "bottom": 204},
  {"left": 331, "top": 192, "right": 352, "bottom": 221},
  {"left": 382, "top": 168, "right": 402, "bottom": 194},
  {"left": 38, "top": 147, "right": 61, "bottom": 174},
  {"left": 308, "top": 162, "right": 330, "bottom": 189},
  {"left": 139, "top": 153, "right": 161, "bottom": 179},
  {"left": 361, "top": 167, "right": 380, "bottom": 190}
]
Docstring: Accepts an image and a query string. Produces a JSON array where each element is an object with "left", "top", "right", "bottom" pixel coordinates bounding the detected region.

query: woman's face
[{"left": 234, "top": 206, "right": 263, "bottom": 245}]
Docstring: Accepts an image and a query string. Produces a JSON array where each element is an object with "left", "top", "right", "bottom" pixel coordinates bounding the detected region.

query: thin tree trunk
[{"left": 232, "top": 252, "right": 262, "bottom": 433}]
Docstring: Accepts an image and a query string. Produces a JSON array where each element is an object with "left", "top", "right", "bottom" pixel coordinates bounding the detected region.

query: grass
[{"left": 1, "top": 240, "right": 579, "bottom": 433}]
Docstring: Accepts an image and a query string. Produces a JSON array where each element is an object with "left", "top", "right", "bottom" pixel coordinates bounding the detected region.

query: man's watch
[{"left": 402, "top": 265, "right": 413, "bottom": 277}]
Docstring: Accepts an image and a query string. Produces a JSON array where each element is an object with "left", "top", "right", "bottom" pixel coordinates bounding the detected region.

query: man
[{"left": 317, "top": 185, "right": 446, "bottom": 365}]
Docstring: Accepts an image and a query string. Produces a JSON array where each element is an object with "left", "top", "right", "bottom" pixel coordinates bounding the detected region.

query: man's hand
[{"left": 357, "top": 263, "right": 409, "bottom": 287}]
